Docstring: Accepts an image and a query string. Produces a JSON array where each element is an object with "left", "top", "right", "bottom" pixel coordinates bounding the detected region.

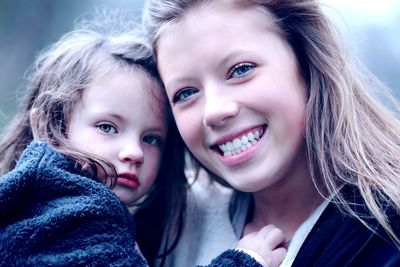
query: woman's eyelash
[
  {"left": 170, "top": 63, "right": 255, "bottom": 103},
  {"left": 227, "top": 63, "right": 255, "bottom": 79},
  {"left": 172, "top": 87, "right": 198, "bottom": 103}
]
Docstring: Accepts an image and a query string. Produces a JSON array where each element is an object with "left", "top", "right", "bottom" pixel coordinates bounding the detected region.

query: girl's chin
[
  {"left": 113, "top": 188, "right": 140, "bottom": 204},
  {"left": 118, "top": 196, "right": 139, "bottom": 205}
]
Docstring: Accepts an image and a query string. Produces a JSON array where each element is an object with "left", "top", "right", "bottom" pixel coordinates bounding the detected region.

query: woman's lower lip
[
  {"left": 214, "top": 129, "right": 267, "bottom": 167},
  {"left": 117, "top": 177, "right": 139, "bottom": 190}
]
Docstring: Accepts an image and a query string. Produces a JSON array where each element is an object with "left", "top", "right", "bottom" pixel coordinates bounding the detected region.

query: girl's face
[
  {"left": 157, "top": 2, "right": 308, "bottom": 193},
  {"left": 67, "top": 67, "right": 167, "bottom": 204}
]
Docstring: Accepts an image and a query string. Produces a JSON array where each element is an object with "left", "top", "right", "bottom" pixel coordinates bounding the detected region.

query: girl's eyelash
[
  {"left": 227, "top": 62, "right": 255, "bottom": 79},
  {"left": 96, "top": 122, "right": 118, "bottom": 134},
  {"left": 143, "top": 135, "right": 163, "bottom": 146}
]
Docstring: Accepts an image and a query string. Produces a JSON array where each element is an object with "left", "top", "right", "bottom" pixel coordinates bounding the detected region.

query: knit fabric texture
[
  {"left": 201, "top": 249, "right": 264, "bottom": 267},
  {"left": 0, "top": 141, "right": 147, "bottom": 266}
]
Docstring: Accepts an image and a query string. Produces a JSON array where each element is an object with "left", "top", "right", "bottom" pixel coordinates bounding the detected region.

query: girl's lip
[{"left": 117, "top": 172, "right": 140, "bottom": 190}]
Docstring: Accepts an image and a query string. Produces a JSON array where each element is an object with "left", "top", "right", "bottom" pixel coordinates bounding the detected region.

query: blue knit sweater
[{"left": 0, "top": 141, "right": 147, "bottom": 266}]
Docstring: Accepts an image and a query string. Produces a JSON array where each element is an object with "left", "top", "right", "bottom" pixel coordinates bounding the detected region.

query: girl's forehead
[
  {"left": 78, "top": 66, "right": 168, "bottom": 123},
  {"left": 85, "top": 66, "right": 163, "bottom": 104}
]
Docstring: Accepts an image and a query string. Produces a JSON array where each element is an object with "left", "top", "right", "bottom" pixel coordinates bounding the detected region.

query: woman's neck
[{"left": 244, "top": 160, "right": 324, "bottom": 243}]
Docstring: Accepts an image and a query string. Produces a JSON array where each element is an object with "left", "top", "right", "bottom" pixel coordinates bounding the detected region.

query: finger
[
  {"left": 258, "top": 224, "right": 275, "bottom": 238},
  {"left": 268, "top": 247, "right": 287, "bottom": 267},
  {"left": 264, "top": 227, "right": 285, "bottom": 249},
  {"left": 236, "top": 231, "right": 257, "bottom": 248},
  {"left": 239, "top": 231, "right": 257, "bottom": 242}
]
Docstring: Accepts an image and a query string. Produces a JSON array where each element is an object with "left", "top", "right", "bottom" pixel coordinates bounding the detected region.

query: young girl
[
  {"left": 0, "top": 13, "right": 188, "bottom": 266},
  {"left": 0, "top": 12, "right": 286, "bottom": 267},
  {"left": 143, "top": 0, "right": 400, "bottom": 266}
]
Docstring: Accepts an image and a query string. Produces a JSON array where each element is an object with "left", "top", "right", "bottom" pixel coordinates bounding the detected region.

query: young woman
[{"left": 143, "top": 0, "right": 400, "bottom": 266}]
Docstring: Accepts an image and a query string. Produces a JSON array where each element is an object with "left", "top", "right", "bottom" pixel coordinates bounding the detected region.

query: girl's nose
[
  {"left": 118, "top": 142, "right": 144, "bottom": 166},
  {"left": 203, "top": 90, "right": 239, "bottom": 127}
]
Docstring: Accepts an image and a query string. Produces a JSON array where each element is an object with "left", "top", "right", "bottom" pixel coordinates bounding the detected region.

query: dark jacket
[
  {"left": 292, "top": 185, "right": 400, "bottom": 267},
  {"left": 0, "top": 141, "right": 147, "bottom": 266}
]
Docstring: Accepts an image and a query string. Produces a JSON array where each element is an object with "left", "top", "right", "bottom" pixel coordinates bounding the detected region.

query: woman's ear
[{"left": 29, "top": 108, "right": 45, "bottom": 140}]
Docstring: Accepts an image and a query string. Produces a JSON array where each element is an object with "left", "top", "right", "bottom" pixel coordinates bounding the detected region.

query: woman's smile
[{"left": 210, "top": 125, "right": 267, "bottom": 166}]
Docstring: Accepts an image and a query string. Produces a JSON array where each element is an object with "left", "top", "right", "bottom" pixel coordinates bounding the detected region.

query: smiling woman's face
[{"left": 157, "top": 1, "right": 309, "bottom": 192}]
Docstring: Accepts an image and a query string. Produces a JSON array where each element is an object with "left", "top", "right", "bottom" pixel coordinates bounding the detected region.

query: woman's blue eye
[
  {"left": 173, "top": 88, "right": 198, "bottom": 103},
  {"left": 228, "top": 63, "right": 255, "bottom": 79},
  {"left": 143, "top": 135, "right": 162, "bottom": 146},
  {"left": 97, "top": 123, "right": 117, "bottom": 134}
]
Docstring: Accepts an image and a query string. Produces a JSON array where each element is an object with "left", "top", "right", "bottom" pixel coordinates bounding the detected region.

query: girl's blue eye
[
  {"left": 228, "top": 63, "right": 255, "bottom": 79},
  {"left": 143, "top": 135, "right": 162, "bottom": 146},
  {"left": 97, "top": 123, "right": 117, "bottom": 134},
  {"left": 173, "top": 88, "right": 198, "bottom": 103}
]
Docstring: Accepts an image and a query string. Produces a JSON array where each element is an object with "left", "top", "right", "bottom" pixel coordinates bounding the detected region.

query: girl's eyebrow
[
  {"left": 91, "top": 110, "right": 124, "bottom": 120},
  {"left": 147, "top": 127, "right": 167, "bottom": 135},
  {"left": 89, "top": 111, "right": 128, "bottom": 125}
]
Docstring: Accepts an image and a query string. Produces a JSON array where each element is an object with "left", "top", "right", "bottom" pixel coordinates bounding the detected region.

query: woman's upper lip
[
  {"left": 118, "top": 172, "right": 139, "bottom": 182},
  {"left": 211, "top": 125, "right": 266, "bottom": 146}
]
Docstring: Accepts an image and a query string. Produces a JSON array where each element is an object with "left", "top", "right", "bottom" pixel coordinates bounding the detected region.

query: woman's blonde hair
[{"left": 143, "top": 0, "right": 400, "bottom": 245}]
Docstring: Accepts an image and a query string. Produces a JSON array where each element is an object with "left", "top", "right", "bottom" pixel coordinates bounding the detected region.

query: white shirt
[{"left": 159, "top": 171, "right": 238, "bottom": 267}]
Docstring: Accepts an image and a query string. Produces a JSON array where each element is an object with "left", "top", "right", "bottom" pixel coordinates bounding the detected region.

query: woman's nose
[
  {"left": 202, "top": 89, "right": 239, "bottom": 127},
  {"left": 118, "top": 141, "right": 144, "bottom": 166}
]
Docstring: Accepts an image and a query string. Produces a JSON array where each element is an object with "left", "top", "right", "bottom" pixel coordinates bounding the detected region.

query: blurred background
[{"left": 0, "top": 0, "right": 399, "bottom": 131}]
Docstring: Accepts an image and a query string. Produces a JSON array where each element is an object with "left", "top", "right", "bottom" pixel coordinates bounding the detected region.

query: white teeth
[
  {"left": 218, "top": 129, "right": 263, "bottom": 156},
  {"left": 248, "top": 132, "right": 255, "bottom": 142},
  {"left": 224, "top": 151, "right": 232, "bottom": 157},
  {"left": 226, "top": 142, "right": 234, "bottom": 151},
  {"left": 233, "top": 138, "right": 241, "bottom": 148},
  {"left": 220, "top": 144, "right": 227, "bottom": 152}
]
